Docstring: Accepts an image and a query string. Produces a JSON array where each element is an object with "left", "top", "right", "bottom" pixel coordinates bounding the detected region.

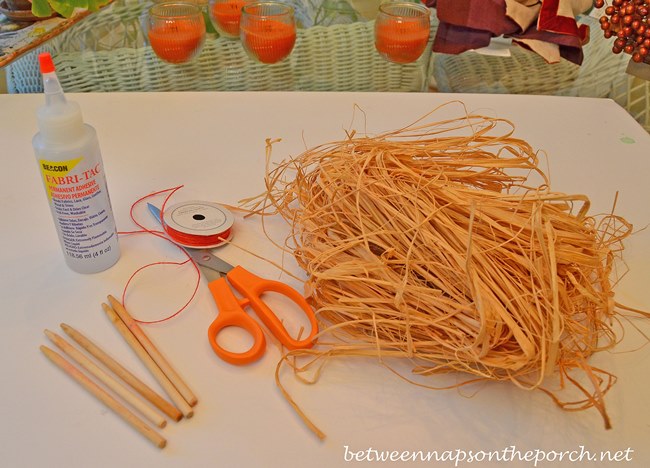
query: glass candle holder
[
  {"left": 240, "top": 2, "right": 296, "bottom": 64},
  {"left": 148, "top": 2, "right": 207, "bottom": 64},
  {"left": 374, "top": 2, "right": 430, "bottom": 64},
  {"left": 209, "top": 0, "right": 251, "bottom": 38}
]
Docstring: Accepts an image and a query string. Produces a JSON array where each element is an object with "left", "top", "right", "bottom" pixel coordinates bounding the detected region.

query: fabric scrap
[{"left": 428, "top": 0, "right": 591, "bottom": 65}]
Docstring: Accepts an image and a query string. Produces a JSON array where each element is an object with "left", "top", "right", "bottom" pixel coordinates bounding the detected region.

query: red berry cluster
[{"left": 595, "top": 0, "right": 650, "bottom": 63}]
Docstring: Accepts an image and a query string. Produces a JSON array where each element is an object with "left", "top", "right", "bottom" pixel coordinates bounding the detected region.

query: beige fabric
[
  {"left": 515, "top": 38, "right": 561, "bottom": 63},
  {"left": 568, "top": 0, "right": 593, "bottom": 15},
  {"left": 505, "top": 0, "right": 541, "bottom": 31}
]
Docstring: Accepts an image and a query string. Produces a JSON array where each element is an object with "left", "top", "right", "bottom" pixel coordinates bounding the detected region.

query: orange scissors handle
[
  {"left": 227, "top": 265, "right": 319, "bottom": 351},
  {"left": 207, "top": 277, "right": 266, "bottom": 365}
]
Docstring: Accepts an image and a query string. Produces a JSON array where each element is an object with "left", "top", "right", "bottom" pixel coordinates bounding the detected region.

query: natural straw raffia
[{"left": 244, "top": 103, "right": 639, "bottom": 436}]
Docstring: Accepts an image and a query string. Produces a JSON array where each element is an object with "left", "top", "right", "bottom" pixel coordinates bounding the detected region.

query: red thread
[
  {"left": 158, "top": 200, "right": 233, "bottom": 248},
  {"left": 164, "top": 225, "right": 232, "bottom": 248},
  {"left": 117, "top": 185, "right": 202, "bottom": 324}
]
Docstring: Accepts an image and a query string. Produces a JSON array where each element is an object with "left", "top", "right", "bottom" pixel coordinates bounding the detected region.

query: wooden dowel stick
[
  {"left": 40, "top": 345, "right": 167, "bottom": 449},
  {"left": 60, "top": 323, "right": 182, "bottom": 422},
  {"left": 45, "top": 330, "right": 167, "bottom": 429},
  {"left": 102, "top": 303, "right": 194, "bottom": 418},
  {"left": 107, "top": 295, "right": 198, "bottom": 407}
]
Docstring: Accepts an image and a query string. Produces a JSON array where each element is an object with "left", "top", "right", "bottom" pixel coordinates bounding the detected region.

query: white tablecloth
[{"left": 0, "top": 92, "right": 648, "bottom": 467}]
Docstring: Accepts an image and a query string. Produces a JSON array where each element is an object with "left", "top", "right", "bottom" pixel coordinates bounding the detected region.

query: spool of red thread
[{"left": 162, "top": 200, "right": 234, "bottom": 248}]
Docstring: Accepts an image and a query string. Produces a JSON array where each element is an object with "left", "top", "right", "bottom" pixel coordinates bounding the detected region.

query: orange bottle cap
[{"left": 39, "top": 52, "right": 56, "bottom": 74}]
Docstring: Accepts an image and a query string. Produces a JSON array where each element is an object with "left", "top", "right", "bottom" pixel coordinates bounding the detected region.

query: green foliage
[{"left": 31, "top": 0, "right": 112, "bottom": 18}]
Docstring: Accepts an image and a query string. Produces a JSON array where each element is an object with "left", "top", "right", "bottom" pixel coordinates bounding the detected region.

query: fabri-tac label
[{"left": 39, "top": 156, "right": 117, "bottom": 261}]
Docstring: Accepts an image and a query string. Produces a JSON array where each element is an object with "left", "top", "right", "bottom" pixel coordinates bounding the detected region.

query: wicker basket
[
  {"left": 429, "top": 15, "right": 650, "bottom": 132},
  {"left": 6, "top": 0, "right": 434, "bottom": 93},
  {"left": 431, "top": 16, "right": 629, "bottom": 98}
]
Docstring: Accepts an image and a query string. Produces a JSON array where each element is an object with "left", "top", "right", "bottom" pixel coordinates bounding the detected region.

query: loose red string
[{"left": 117, "top": 185, "right": 202, "bottom": 324}]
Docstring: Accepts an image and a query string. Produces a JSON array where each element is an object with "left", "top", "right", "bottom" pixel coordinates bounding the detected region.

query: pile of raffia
[{"left": 245, "top": 107, "right": 637, "bottom": 437}]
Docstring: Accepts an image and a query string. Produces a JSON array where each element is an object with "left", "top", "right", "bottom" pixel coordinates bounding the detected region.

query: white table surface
[{"left": 0, "top": 92, "right": 649, "bottom": 468}]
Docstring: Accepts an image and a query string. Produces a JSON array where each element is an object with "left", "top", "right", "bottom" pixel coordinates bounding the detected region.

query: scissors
[{"left": 148, "top": 203, "right": 318, "bottom": 365}]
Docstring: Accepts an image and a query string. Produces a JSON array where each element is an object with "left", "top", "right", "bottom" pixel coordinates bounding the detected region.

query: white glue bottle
[{"left": 32, "top": 52, "right": 120, "bottom": 274}]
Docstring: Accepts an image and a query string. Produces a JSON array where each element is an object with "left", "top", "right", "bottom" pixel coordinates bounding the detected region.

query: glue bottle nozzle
[
  {"left": 36, "top": 52, "right": 85, "bottom": 143},
  {"left": 39, "top": 52, "right": 66, "bottom": 108}
]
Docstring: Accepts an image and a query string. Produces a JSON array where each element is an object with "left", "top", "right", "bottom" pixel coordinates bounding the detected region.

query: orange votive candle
[
  {"left": 241, "top": 19, "right": 296, "bottom": 64},
  {"left": 211, "top": 0, "right": 247, "bottom": 36},
  {"left": 148, "top": 20, "right": 206, "bottom": 64},
  {"left": 375, "top": 20, "right": 429, "bottom": 64}
]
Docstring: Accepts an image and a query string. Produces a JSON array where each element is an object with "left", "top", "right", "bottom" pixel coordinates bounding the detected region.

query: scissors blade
[
  {"left": 187, "top": 249, "right": 234, "bottom": 275},
  {"left": 146, "top": 202, "right": 235, "bottom": 276},
  {"left": 147, "top": 203, "right": 165, "bottom": 226}
]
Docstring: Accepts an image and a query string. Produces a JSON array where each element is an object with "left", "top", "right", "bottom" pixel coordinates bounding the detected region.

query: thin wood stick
[
  {"left": 45, "top": 330, "right": 167, "bottom": 429},
  {"left": 40, "top": 345, "right": 167, "bottom": 449},
  {"left": 102, "top": 303, "right": 194, "bottom": 419},
  {"left": 107, "top": 295, "right": 198, "bottom": 407},
  {"left": 60, "top": 323, "right": 182, "bottom": 422}
]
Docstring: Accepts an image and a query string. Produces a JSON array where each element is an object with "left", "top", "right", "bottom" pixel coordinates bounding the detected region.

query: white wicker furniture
[
  {"left": 5, "top": 5, "right": 648, "bottom": 132},
  {"left": 430, "top": 15, "right": 649, "bottom": 132},
  {"left": 6, "top": 0, "right": 434, "bottom": 93}
]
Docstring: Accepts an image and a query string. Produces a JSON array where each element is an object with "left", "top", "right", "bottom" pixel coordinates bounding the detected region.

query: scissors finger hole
[
  {"left": 261, "top": 291, "right": 314, "bottom": 340},
  {"left": 216, "top": 326, "right": 256, "bottom": 354}
]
